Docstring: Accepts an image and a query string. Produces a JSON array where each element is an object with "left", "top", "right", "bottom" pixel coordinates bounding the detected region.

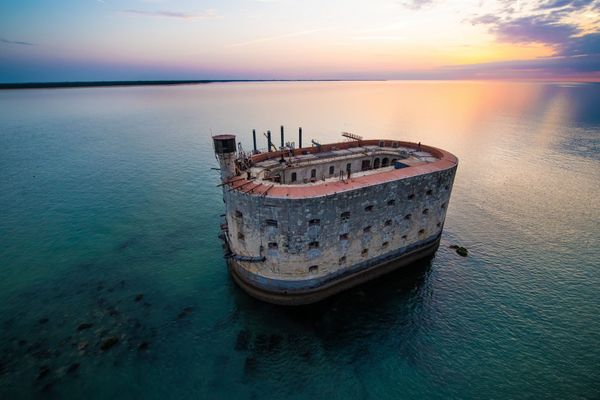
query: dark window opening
[
  {"left": 341, "top": 211, "right": 351, "bottom": 220},
  {"left": 309, "top": 218, "right": 321, "bottom": 226},
  {"left": 384, "top": 219, "right": 392, "bottom": 226},
  {"left": 291, "top": 172, "right": 297, "bottom": 182},
  {"left": 238, "top": 232, "right": 245, "bottom": 240},
  {"left": 382, "top": 158, "right": 389, "bottom": 167},
  {"left": 407, "top": 194, "right": 415, "bottom": 200},
  {"left": 266, "top": 219, "right": 278, "bottom": 227},
  {"left": 426, "top": 189, "right": 433, "bottom": 196},
  {"left": 235, "top": 210, "right": 243, "bottom": 218},
  {"left": 382, "top": 241, "right": 389, "bottom": 248},
  {"left": 387, "top": 199, "right": 395, "bottom": 206},
  {"left": 365, "top": 205, "right": 374, "bottom": 212},
  {"left": 338, "top": 256, "right": 346, "bottom": 265},
  {"left": 361, "top": 248, "right": 369, "bottom": 256},
  {"left": 405, "top": 214, "right": 412, "bottom": 220},
  {"left": 309, "top": 265, "right": 318, "bottom": 273},
  {"left": 423, "top": 208, "right": 429, "bottom": 215},
  {"left": 363, "top": 226, "right": 372, "bottom": 233},
  {"left": 346, "top": 163, "right": 352, "bottom": 172},
  {"left": 361, "top": 159, "right": 371, "bottom": 171},
  {"left": 311, "top": 169, "right": 316, "bottom": 178},
  {"left": 308, "top": 241, "right": 320, "bottom": 249},
  {"left": 373, "top": 158, "right": 380, "bottom": 169},
  {"left": 268, "top": 242, "right": 278, "bottom": 249},
  {"left": 329, "top": 165, "right": 335, "bottom": 175},
  {"left": 339, "top": 233, "right": 349, "bottom": 240}
]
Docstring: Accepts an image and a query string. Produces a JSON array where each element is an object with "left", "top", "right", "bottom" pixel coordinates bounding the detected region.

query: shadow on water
[{"left": 228, "top": 257, "right": 437, "bottom": 381}]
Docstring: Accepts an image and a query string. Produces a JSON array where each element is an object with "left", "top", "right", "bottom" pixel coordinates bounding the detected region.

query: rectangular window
[
  {"left": 329, "top": 165, "right": 335, "bottom": 175},
  {"left": 361, "top": 159, "right": 371, "bottom": 171},
  {"left": 311, "top": 169, "right": 316, "bottom": 178},
  {"left": 346, "top": 163, "right": 352, "bottom": 172},
  {"left": 291, "top": 172, "right": 297, "bottom": 182}
]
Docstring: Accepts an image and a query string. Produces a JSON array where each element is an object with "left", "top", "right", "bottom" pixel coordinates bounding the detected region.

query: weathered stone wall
[{"left": 223, "top": 165, "right": 457, "bottom": 281}]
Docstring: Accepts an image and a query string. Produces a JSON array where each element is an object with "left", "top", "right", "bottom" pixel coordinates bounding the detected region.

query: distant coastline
[{"left": 0, "top": 79, "right": 350, "bottom": 90}]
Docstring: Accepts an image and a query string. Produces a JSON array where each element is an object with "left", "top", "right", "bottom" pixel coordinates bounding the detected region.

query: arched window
[
  {"left": 329, "top": 165, "right": 335, "bottom": 175},
  {"left": 382, "top": 158, "right": 389, "bottom": 167},
  {"left": 373, "top": 158, "right": 380, "bottom": 169}
]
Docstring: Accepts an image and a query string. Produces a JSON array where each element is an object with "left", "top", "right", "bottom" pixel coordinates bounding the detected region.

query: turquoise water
[{"left": 0, "top": 81, "right": 599, "bottom": 399}]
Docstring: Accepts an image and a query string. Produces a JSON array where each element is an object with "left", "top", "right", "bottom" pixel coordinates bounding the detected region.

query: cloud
[
  {"left": 121, "top": 9, "right": 218, "bottom": 19},
  {"left": 537, "top": 0, "right": 596, "bottom": 10},
  {"left": 228, "top": 28, "right": 326, "bottom": 47},
  {"left": 1, "top": 37, "right": 34, "bottom": 46},
  {"left": 398, "top": 0, "right": 434, "bottom": 10},
  {"left": 561, "top": 32, "right": 600, "bottom": 55},
  {"left": 491, "top": 16, "right": 577, "bottom": 44}
]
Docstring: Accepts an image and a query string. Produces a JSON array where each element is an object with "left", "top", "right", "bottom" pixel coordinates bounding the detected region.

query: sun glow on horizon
[{"left": 0, "top": 0, "right": 599, "bottom": 82}]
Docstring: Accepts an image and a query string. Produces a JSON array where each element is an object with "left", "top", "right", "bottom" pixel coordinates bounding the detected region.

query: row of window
[
  {"left": 238, "top": 204, "right": 445, "bottom": 238},
  {"left": 234, "top": 200, "right": 446, "bottom": 223},
  {"left": 289, "top": 157, "right": 400, "bottom": 182},
  {"left": 259, "top": 223, "right": 434, "bottom": 249}
]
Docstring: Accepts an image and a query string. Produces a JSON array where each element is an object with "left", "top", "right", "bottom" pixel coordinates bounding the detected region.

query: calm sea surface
[{"left": 0, "top": 81, "right": 599, "bottom": 399}]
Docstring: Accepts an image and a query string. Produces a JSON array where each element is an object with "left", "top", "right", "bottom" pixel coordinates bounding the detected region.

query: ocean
[{"left": 0, "top": 81, "right": 599, "bottom": 399}]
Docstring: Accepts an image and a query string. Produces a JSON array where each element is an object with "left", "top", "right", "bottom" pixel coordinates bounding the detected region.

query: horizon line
[{"left": 2, "top": 77, "right": 600, "bottom": 90}]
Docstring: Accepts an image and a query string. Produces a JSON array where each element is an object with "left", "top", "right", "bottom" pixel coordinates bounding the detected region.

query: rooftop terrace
[{"left": 225, "top": 139, "right": 457, "bottom": 199}]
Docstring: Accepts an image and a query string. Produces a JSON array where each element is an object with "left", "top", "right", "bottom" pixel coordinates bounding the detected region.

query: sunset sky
[{"left": 1, "top": 0, "right": 599, "bottom": 82}]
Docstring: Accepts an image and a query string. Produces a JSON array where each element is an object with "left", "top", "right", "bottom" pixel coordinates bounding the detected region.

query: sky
[{"left": 1, "top": 0, "right": 599, "bottom": 82}]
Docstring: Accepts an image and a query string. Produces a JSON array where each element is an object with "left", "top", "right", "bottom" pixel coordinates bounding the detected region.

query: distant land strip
[{"left": 0, "top": 79, "right": 354, "bottom": 90}]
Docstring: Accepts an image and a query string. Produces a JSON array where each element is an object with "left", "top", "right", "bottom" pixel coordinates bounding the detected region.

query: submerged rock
[
  {"left": 244, "top": 356, "right": 257, "bottom": 374},
  {"left": 100, "top": 336, "right": 119, "bottom": 351},
  {"left": 66, "top": 363, "right": 80, "bottom": 374},
  {"left": 456, "top": 247, "right": 468, "bottom": 257},
  {"left": 138, "top": 342, "right": 149, "bottom": 351},
  {"left": 134, "top": 294, "right": 144, "bottom": 302},
  {"left": 235, "top": 330, "right": 251, "bottom": 351},
  {"left": 77, "top": 323, "right": 93, "bottom": 331},
  {"left": 176, "top": 307, "right": 194, "bottom": 320},
  {"left": 36, "top": 365, "right": 50, "bottom": 380}
]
